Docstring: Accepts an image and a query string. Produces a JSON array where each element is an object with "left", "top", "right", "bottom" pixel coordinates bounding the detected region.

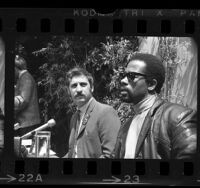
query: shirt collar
[
  {"left": 133, "top": 94, "right": 157, "bottom": 114},
  {"left": 19, "top": 70, "right": 27, "bottom": 78},
  {"left": 78, "top": 97, "right": 94, "bottom": 115}
]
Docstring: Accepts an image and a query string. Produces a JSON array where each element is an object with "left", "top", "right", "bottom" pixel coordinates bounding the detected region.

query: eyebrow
[{"left": 70, "top": 82, "right": 88, "bottom": 86}]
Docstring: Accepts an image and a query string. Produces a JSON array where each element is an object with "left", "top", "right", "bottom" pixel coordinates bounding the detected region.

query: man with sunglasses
[{"left": 112, "top": 53, "right": 196, "bottom": 159}]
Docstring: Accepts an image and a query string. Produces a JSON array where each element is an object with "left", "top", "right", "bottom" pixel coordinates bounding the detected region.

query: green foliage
[
  {"left": 85, "top": 36, "right": 138, "bottom": 123},
  {"left": 159, "top": 37, "right": 193, "bottom": 105},
  {"left": 33, "top": 36, "right": 139, "bottom": 124},
  {"left": 158, "top": 37, "right": 191, "bottom": 103},
  {"left": 158, "top": 37, "right": 178, "bottom": 100},
  {"left": 16, "top": 36, "right": 193, "bottom": 125}
]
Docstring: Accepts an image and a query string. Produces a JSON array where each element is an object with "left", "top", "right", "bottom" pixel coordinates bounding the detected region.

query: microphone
[
  {"left": 21, "top": 119, "right": 56, "bottom": 139},
  {"left": 14, "top": 123, "right": 20, "bottom": 130}
]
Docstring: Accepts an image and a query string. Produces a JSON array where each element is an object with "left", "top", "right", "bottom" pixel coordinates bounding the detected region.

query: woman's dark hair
[{"left": 129, "top": 53, "right": 165, "bottom": 93}]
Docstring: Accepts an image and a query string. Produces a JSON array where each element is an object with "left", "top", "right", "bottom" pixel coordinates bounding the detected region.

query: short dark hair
[
  {"left": 15, "top": 55, "right": 27, "bottom": 70},
  {"left": 129, "top": 53, "right": 165, "bottom": 93},
  {"left": 66, "top": 67, "right": 94, "bottom": 88}
]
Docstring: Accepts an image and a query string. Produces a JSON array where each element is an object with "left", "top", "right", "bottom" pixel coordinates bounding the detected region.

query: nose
[
  {"left": 76, "top": 84, "right": 82, "bottom": 92},
  {"left": 120, "top": 76, "right": 128, "bottom": 86}
]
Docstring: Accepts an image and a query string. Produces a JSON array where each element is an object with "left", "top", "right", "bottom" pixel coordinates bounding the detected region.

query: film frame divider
[{"left": 0, "top": 8, "right": 199, "bottom": 185}]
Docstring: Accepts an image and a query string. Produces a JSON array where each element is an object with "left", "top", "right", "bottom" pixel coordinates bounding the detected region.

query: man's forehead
[
  {"left": 70, "top": 75, "right": 89, "bottom": 84},
  {"left": 126, "top": 59, "right": 146, "bottom": 73}
]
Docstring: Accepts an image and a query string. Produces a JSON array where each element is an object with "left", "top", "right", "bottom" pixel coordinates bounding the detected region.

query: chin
[
  {"left": 77, "top": 100, "right": 87, "bottom": 107},
  {"left": 120, "top": 96, "right": 131, "bottom": 103}
]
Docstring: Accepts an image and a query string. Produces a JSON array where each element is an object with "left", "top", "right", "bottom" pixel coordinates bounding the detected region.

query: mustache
[
  {"left": 120, "top": 86, "right": 127, "bottom": 91},
  {"left": 75, "top": 93, "right": 85, "bottom": 98}
]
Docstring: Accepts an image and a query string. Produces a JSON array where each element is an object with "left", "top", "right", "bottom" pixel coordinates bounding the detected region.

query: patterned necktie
[{"left": 73, "top": 110, "right": 81, "bottom": 158}]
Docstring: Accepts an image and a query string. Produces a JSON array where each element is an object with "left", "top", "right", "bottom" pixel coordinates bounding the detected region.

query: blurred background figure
[
  {"left": 0, "top": 37, "right": 5, "bottom": 156},
  {"left": 14, "top": 55, "right": 41, "bottom": 136},
  {"left": 0, "top": 113, "right": 4, "bottom": 156},
  {"left": 0, "top": 38, "right": 4, "bottom": 115}
]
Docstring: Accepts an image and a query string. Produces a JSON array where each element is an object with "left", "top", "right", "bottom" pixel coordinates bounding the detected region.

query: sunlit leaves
[{"left": 32, "top": 36, "right": 139, "bottom": 123}]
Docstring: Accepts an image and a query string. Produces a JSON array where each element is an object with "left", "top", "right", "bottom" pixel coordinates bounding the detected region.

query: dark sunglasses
[{"left": 119, "top": 72, "right": 146, "bottom": 81}]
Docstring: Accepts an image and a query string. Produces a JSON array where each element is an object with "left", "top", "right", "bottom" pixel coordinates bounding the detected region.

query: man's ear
[
  {"left": 91, "top": 86, "right": 94, "bottom": 93},
  {"left": 147, "top": 79, "right": 157, "bottom": 92}
]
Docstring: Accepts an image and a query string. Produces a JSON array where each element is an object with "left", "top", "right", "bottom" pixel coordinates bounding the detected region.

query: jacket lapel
[
  {"left": 134, "top": 98, "right": 165, "bottom": 158},
  {"left": 76, "top": 98, "right": 96, "bottom": 139},
  {"left": 120, "top": 117, "right": 133, "bottom": 158},
  {"left": 134, "top": 112, "right": 152, "bottom": 157},
  {"left": 73, "top": 111, "right": 80, "bottom": 140}
]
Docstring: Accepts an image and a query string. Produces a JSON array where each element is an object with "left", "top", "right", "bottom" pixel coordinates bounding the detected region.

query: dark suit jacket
[
  {"left": 15, "top": 71, "right": 41, "bottom": 128},
  {"left": 112, "top": 97, "right": 197, "bottom": 159},
  {"left": 65, "top": 98, "right": 121, "bottom": 158},
  {"left": 51, "top": 113, "right": 72, "bottom": 157}
]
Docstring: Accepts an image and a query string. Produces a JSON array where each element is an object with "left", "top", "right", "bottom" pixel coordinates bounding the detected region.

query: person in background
[
  {"left": 112, "top": 53, "right": 197, "bottom": 159},
  {"left": 0, "top": 113, "right": 4, "bottom": 155},
  {"left": 63, "top": 67, "right": 121, "bottom": 158},
  {"left": 14, "top": 55, "right": 41, "bottom": 136}
]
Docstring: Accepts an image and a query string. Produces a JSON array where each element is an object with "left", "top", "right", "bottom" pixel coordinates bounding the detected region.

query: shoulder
[
  {"left": 20, "top": 71, "right": 34, "bottom": 82},
  {"left": 91, "top": 100, "right": 120, "bottom": 121},
  {"left": 160, "top": 100, "right": 195, "bottom": 123},
  {"left": 95, "top": 101, "right": 116, "bottom": 113},
  {"left": 21, "top": 71, "right": 31, "bottom": 77}
]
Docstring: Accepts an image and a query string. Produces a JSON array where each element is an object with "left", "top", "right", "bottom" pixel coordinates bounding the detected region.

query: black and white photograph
[
  {"left": 13, "top": 36, "right": 197, "bottom": 159},
  {"left": 0, "top": 37, "right": 5, "bottom": 157}
]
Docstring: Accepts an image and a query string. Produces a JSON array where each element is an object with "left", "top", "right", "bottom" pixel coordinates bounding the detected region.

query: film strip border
[
  {"left": 0, "top": 17, "right": 199, "bottom": 34},
  {"left": 0, "top": 159, "right": 199, "bottom": 184},
  {"left": 0, "top": 9, "right": 199, "bottom": 34},
  {"left": 0, "top": 9, "right": 200, "bottom": 185}
]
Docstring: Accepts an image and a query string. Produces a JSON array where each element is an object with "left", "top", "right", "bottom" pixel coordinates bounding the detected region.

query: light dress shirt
[
  {"left": 124, "top": 94, "right": 157, "bottom": 159},
  {"left": 74, "top": 97, "right": 93, "bottom": 158}
]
